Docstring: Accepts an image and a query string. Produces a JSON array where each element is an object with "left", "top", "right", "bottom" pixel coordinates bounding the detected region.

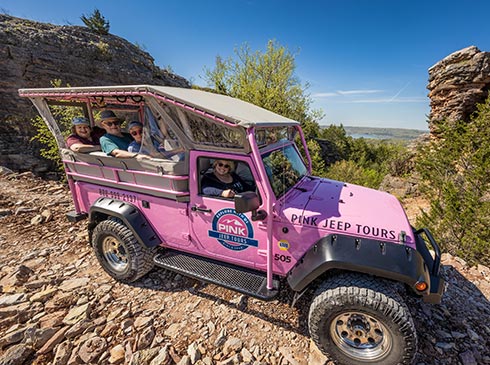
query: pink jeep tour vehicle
[{"left": 20, "top": 85, "right": 444, "bottom": 365}]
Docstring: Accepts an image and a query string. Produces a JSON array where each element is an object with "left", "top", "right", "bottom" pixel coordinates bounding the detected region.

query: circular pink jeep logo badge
[{"left": 208, "top": 208, "right": 258, "bottom": 251}]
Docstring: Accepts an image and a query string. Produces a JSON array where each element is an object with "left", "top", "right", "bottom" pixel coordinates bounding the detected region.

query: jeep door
[{"left": 188, "top": 152, "right": 267, "bottom": 269}]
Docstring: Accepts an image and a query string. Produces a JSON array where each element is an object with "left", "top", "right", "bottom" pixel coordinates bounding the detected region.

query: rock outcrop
[
  {"left": 427, "top": 46, "right": 490, "bottom": 133},
  {"left": 0, "top": 14, "right": 190, "bottom": 173}
]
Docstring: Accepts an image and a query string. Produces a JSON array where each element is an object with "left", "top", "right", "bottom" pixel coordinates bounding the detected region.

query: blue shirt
[
  {"left": 100, "top": 133, "right": 133, "bottom": 155},
  {"left": 128, "top": 141, "right": 141, "bottom": 153}
]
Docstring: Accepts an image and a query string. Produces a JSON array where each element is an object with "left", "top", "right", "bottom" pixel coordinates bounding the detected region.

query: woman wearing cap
[
  {"left": 66, "top": 117, "right": 102, "bottom": 152},
  {"left": 201, "top": 159, "right": 252, "bottom": 198},
  {"left": 99, "top": 110, "right": 149, "bottom": 160}
]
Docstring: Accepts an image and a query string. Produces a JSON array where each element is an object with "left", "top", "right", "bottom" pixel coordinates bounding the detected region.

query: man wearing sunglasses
[{"left": 99, "top": 110, "right": 149, "bottom": 160}]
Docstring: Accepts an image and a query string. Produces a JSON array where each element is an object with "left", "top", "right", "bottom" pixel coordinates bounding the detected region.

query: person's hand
[
  {"left": 221, "top": 189, "right": 235, "bottom": 198},
  {"left": 135, "top": 153, "right": 151, "bottom": 161}
]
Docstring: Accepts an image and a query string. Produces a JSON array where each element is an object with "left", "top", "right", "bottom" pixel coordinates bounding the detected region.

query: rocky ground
[{"left": 0, "top": 170, "right": 489, "bottom": 365}]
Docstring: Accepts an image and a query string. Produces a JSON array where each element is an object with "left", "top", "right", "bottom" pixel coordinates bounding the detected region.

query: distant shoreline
[{"left": 334, "top": 126, "right": 428, "bottom": 140}]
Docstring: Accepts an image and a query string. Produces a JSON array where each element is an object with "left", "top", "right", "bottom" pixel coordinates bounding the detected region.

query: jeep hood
[{"left": 278, "top": 177, "right": 415, "bottom": 246}]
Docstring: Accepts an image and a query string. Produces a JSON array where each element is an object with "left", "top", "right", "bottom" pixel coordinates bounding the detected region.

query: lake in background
[
  {"left": 348, "top": 133, "right": 398, "bottom": 140},
  {"left": 342, "top": 126, "right": 428, "bottom": 141}
]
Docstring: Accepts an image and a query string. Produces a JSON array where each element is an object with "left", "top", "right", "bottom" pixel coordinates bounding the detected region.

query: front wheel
[
  {"left": 92, "top": 219, "right": 154, "bottom": 283},
  {"left": 308, "top": 273, "right": 416, "bottom": 365}
]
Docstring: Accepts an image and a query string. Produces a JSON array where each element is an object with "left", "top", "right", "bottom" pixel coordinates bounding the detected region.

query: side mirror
[{"left": 234, "top": 191, "right": 267, "bottom": 221}]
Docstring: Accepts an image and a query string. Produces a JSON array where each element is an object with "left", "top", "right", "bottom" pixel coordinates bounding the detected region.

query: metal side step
[{"left": 154, "top": 250, "right": 279, "bottom": 300}]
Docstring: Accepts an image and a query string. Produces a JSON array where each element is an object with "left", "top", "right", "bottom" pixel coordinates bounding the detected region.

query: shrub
[
  {"left": 326, "top": 160, "right": 384, "bottom": 189},
  {"left": 416, "top": 97, "right": 490, "bottom": 265}
]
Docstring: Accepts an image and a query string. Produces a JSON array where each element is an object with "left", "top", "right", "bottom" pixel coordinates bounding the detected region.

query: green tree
[
  {"left": 204, "top": 40, "right": 324, "bottom": 138},
  {"left": 318, "top": 124, "right": 352, "bottom": 163},
  {"left": 307, "top": 139, "right": 327, "bottom": 177},
  {"left": 416, "top": 97, "right": 490, "bottom": 265},
  {"left": 81, "top": 8, "right": 110, "bottom": 35}
]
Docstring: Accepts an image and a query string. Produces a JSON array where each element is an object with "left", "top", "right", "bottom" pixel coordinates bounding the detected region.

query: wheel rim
[
  {"left": 101, "top": 236, "right": 128, "bottom": 273},
  {"left": 330, "top": 311, "right": 392, "bottom": 361}
]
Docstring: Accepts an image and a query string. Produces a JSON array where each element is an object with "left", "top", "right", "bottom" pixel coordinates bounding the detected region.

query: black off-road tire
[
  {"left": 308, "top": 273, "right": 417, "bottom": 365},
  {"left": 92, "top": 219, "right": 154, "bottom": 283}
]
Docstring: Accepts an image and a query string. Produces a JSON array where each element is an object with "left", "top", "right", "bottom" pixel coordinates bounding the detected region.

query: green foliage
[
  {"left": 30, "top": 116, "right": 63, "bottom": 171},
  {"left": 327, "top": 160, "right": 384, "bottom": 189},
  {"left": 416, "top": 97, "right": 490, "bottom": 265},
  {"left": 318, "top": 124, "right": 351, "bottom": 162},
  {"left": 348, "top": 138, "right": 405, "bottom": 175},
  {"left": 307, "top": 139, "right": 327, "bottom": 177},
  {"left": 30, "top": 80, "right": 81, "bottom": 173},
  {"left": 81, "top": 8, "right": 110, "bottom": 35},
  {"left": 312, "top": 124, "right": 411, "bottom": 187},
  {"left": 204, "top": 40, "right": 324, "bottom": 134}
]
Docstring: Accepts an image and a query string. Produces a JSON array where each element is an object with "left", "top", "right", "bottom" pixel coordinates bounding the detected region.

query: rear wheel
[
  {"left": 92, "top": 219, "right": 154, "bottom": 283},
  {"left": 308, "top": 273, "right": 416, "bottom": 365}
]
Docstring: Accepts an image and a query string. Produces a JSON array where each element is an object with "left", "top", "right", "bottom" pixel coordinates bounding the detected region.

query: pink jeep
[{"left": 20, "top": 85, "right": 444, "bottom": 365}]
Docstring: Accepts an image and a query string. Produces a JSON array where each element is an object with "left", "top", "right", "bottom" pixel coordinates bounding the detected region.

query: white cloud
[
  {"left": 337, "top": 89, "right": 383, "bottom": 95},
  {"left": 312, "top": 92, "right": 338, "bottom": 98},
  {"left": 351, "top": 97, "right": 428, "bottom": 103},
  {"left": 312, "top": 89, "right": 384, "bottom": 98}
]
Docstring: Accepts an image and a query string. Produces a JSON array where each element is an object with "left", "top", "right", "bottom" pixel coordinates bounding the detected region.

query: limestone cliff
[
  {"left": 427, "top": 46, "right": 490, "bottom": 133},
  {"left": 0, "top": 14, "right": 190, "bottom": 173}
]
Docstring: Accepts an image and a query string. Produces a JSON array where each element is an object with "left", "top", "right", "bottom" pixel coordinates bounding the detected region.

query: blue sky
[{"left": 2, "top": 0, "right": 490, "bottom": 130}]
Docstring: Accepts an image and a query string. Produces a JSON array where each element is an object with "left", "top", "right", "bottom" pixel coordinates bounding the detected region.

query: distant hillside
[{"left": 342, "top": 126, "right": 428, "bottom": 141}]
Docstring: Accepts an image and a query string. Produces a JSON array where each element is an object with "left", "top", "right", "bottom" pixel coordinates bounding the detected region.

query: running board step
[{"left": 154, "top": 250, "right": 279, "bottom": 300}]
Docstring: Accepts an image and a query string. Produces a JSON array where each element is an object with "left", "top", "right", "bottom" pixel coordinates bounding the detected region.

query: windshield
[{"left": 262, "top": 143, "right": 308, "bottom": 197}]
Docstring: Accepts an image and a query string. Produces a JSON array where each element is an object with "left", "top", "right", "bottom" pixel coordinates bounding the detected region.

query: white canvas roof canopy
[{"left": 19, "top": 85, "right": 300, "bottom": 129}]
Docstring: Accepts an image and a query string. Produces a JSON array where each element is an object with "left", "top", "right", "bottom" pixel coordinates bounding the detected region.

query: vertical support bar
[
  {"left": 296, "top": 126, "right": 312, "bottom": 174},
  {"left": 247, "top": 128, "right": 275, "bottom": 290},
  {"left": 86, "top": 99, "right": 95, "bottom": 127},
  {"left": 66, "top": 176, "right": 82, "bottom": 214}
]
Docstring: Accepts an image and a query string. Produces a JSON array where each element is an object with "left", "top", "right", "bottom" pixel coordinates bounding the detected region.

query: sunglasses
[
  {"left": 104, "top": 121, "right": 121, "bottom": 127},
  {"left": 130, "top": 129, "right": 142, "bottom": 136},
  {"left": 217, "top": 162, "right": 230, "bottom": 168}
]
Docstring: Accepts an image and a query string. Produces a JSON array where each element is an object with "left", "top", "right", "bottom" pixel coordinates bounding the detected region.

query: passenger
[
  {"left": 127, "top": 121, "right": 143, "bottom": 153},
  {"left": 201, "top": 159, "right": 251, "bottom": 198},
  {"left": 99, "top": 111, "right": 149, "bottom": 160},
  {"left": 66, "top": 117, "right": 101, "bottom": 152},
  {"left": 127, "top": 120, "right": 184, "bottom": 160}
]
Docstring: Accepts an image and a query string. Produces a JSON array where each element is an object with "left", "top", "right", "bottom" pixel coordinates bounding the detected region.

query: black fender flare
[
  {"left": 88, "top": 197, "right": 161, "bottom": 248},
  {"left": 287, "top": 234, "right": 443, "bottom": 303}
]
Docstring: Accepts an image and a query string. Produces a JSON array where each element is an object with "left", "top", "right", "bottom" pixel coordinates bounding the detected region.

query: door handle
[{"left": 191, "top": 206, "right": 212, "bottom": 213}]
